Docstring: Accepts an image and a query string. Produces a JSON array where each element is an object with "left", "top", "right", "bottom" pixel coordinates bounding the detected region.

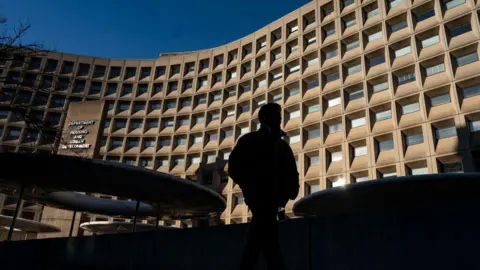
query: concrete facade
[{"left": 1, "top": 0, "right": 480, "bottom": 238}]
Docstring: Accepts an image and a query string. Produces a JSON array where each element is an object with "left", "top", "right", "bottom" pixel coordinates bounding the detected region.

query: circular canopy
[
  {"left": 0, "top": 153, "right": 226, "bottom": 217},
  {"left": 293, "top": 173, "right": 480, "bottom": 217},
  {"left": 42, "top": 192, "right": 155, "bottom": 217},
  {"left": 0, "top": 215, "right": 61, "bottom": 233},
  {"left": 79, "top": 221, "right": 176, "bottom": 234}
]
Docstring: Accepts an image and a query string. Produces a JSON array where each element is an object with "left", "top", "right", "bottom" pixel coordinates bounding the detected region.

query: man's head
[{"left": 258, "top": 103, "right": 282, "bottom": 129}]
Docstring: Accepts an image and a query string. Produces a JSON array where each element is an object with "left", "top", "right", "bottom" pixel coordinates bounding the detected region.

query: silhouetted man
[{"left": 228, "top": 103, "right": 299, "bottom": 270}]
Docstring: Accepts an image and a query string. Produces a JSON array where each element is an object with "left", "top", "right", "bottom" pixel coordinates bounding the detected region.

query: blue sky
[{"left": 3, "top": 0, "right": 309, "bottom": 59}]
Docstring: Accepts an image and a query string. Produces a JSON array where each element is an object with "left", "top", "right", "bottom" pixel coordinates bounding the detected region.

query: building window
[
  {"left": 160, "top": 139, "right": 171, "bottom": 147},
  {"left": 366, "top": 8, "right": 380, "bottom": 18},
  {"left": 435, "top": 126, "right": 457, "bottom": 140},
  {"left": 122, "top": 85, "right": 133, "bottom": 95},
  {"left": 406, "top": 133, "right": 424, "bottom": 146},
  {"left": 416, "top": 9, "right": 435, "bottom": 22},
  {"left": 369, "top": 55, "right": 385, "bottom": 67},
  {"left": 444, "top": 0, "right": 465, "bottom": 10},
  {"left": 351, "top": 116, "right": 366, "bottom": 128},
  {"left": 61, "top": 61, "right": 74, "bottom": 74},
  {"left": 164, "top": 120, "right": 174, "bottom": 127},
  {"left": 389, "top": 0, "right": 404, "bottom": 8},
  {"left": 372, "top": 81, "right": 388, "bottom": 93},
  {"left": 77, "top": 64, "right": 90, "bottom": 76},
  {"left": 90, "top": 82, "right": 102, "bottom": 95},
  {"left": 307, "top": 104, "right": 320, "bottom": 113},
  {"left": 469, "top": 119, "right": 480, "bottom": 132},
  {"left": 354, "top": 146, "right": 367, "bottom": 157},
  {"left": 401, "top": 102, "right": 420, "bottom": 115},
  {"left": 137, "top": 85, "right": 148, "bottom": 95},
  {"left": 124, "top": 158, "right": 136, "bottom": 166},
  {"left": 309, "top": 155, "right": 320, "bottom": 166},
  {"left": 440, "top": 161, "right": 463, "bottom": 173},
  {"left": 329, "top": 123, "right": 342, "bottom": 134},
  {"left": 368, "top": 31, "right": 382, "bottom": 42},
  {"left": 430, "top": 93, "right": 451, "bottom": 106},
  {"left": 125, "top": 67, "right": 136, "bottom": 78},
  {"left": 378, "top": 140, "right": 394, "bottom": 151},
  {"left": 375, "top": 110, "right": 392, "bottom": 121},
  {"left": 192, "top": 136, "right": 203, "bottom": 144},
  {"left": 289, "top": 134, "right": 301, "bottom": 144},
  {"left": 209, "top": 133, "right": 218, "bottom": 141},
  {"left": 391, "top": 21, "right": 407, "bottom": 32},
  {"left": 110, "top": 139, "right": 123, "bottom": 149},
  {"left": 327, "top": 97, "right": 341, "bottom": 107},
  {"left": 176, "top": 137, "right": 187, "bottom": 146},
  {"left": 114, "top": 120, "right": 127, "bottom": 129},
  {"left": 463, "top": 84, "right": 480, "bottom": 98},
  {"left": 126, "top": 138, "right": 140, "bottom": 148},
  {"left": 349, "top": 89, "right": 364, "bottom": 100},
  {"left": 425, "top": 63, "right": 445, "bottom": 76},
  {"left": 326, "top": 72, "right": 339, "bottom": 83},
  {"left": 395, "top": 46, "right": 412, "bottom": 58},
  {"left": 381, "top": 172, "right": 397, "bottom": 178},
  {"left": 306, "top": 80, "right": 319, "bottom": 90},
  {"left": 325, "top": 48, "right": 338, "bottom": 59},
  {"left": 308, "top": 129, "right": 320, "bottom": 139},
  {"left": 289, "top": 110, "right": 300, "bottom": 119},
  {"left": 449, "top": 23, "right": 471, "bottom": 38},
  {"left": 158, "top": 158, "right": 169, "bottom": 167},
  {"left": 325, "top": 28, "right": 336, "bottom": 37},
  {"left": 344, "top": 18, "right": 356, "bottom": 28},
  {"left": 421, "top": 35, "right": 440, "bottom": 48},
  {"left": 192, "top": 157, "right": 201, "bottom": 164},
  {"left": 456, "top": 52, "right": 479, "bottom": 67},
  {"left": 347, "top": 64, "right": 361, "bottom": 75},
  {"left": 147, "top": 120, "right": 158, "bottom": 129},
  {"left": 331, "top": 151, "right": 342, "bottom": 162},
  {"left": 6, "top": 128, "right": 21, "bottom": 140},
  {"left": 397, "top": 72, "right": 416, "bottom": 85}
]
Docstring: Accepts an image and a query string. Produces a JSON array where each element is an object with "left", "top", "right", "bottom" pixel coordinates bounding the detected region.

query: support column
[{"left": 7, "top": 185, "right": 25, "bottom": 241}]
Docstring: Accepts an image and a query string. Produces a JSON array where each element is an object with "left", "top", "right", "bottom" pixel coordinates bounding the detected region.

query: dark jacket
[{"left": 228, "top": 126, "right": 299, "bottom": 208}]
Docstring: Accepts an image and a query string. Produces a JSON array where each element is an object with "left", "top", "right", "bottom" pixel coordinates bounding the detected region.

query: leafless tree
[{"left": 0, "top": 15, "right": 75, "bottom": 154}]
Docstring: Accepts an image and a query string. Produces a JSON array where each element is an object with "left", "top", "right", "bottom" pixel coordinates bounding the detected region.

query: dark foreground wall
[{"left": 1, "top": 207, "right": 480, "bottom": 270}]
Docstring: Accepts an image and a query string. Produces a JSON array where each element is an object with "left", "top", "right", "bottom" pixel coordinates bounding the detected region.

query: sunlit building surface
[{"left": 1, "top": 0, "right": 480, "bottom": 240}]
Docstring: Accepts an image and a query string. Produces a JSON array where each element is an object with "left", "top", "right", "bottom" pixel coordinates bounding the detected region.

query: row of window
[{"left": 2, "top": 2, "right": 475, "bottom": 89}]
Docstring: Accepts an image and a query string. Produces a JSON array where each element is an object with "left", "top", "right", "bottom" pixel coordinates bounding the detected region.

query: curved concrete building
[{"left": 1, "top": 0, "right": 480, "bottom": 238}]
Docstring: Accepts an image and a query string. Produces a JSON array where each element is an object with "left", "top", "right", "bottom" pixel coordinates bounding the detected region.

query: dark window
[
  {"left": 137, "top": 84, "right": 148, "bottom": 95},
  {"left": 147, "top": 120, "right": 158, "bottom": 128},
  {"left": 61, "top": 61, "right": 74, "bottom": 74},
  {"left": 449, "top": 23, "right": 472, "bottom": 37},
  {"left": 56, "top": 78, "right": 69, "bottom": 91},
  {"left": 435, "top": 126, "right": 457, "bottom": 140},
  {"left": 430, "top": 93, "right": 451, "bottom": 106},
  {"left": 110, "top": 139, "right": 123, "bottom": 149},
  {"left": 397, "top": 73, "right": 416, "bottom": 85},
  {"left": 90, "top": 82, "right": 102, "bottom": 95},
  {"left": 134, "top": 103, "right": 145, "bottom": 112},
  {"left": 326, "top": 72, "right": 339, "bottom": 82},
  {"left": 153, "top": 83, "right": 163, "bottom": 94},
  {"left": 348, "top": 89, "right": 364, "bottom": 100},
  {"left": 369, "top": 55, "right": 385, "bottom": 67},
  {"left": 125, "top": 67, "right": 136, "bottom": 79},
  {"left": 122, "top": 84, "right": 133, "bottom": 95},
  {"left": 378, "top": 140, "right": 394, "bottom": 151},
  {"left": 130, "top": 120, "right": 142, "bottom": 129},
  {"left": 93, "top": 65, "right": 106, "bottom": 77},
  {"left": 109, "top": 67, "right": 121, "bottom": 78},
  {"left": 415, "top": 9, "right": 435, "bottom": 22},
  {"left": 41, "top": 76, "right": 53, "bottom": 89},
  {"left": 33, "top": 94, "right": 48, "bottom": 106},
  {"left": 141, "top": 67, "right": 151, "bottom": 79},
  {"left": 155, "top": 66, "right": 166, "bottom": 77},
  {"left": 0, "top": 110, "right": 8, "bottom": 119},
  {"left": 119, "top": 103, "right": 130, "bottom": 111},
  {"left": 463, "top": 84, "right": 480, "bottom": 98},
  {"left": 106, "top": 83, "right": 117, "bottom": 95},
  {"left": 46, "top": 113, "right": 61, "bottom": 126},
  {"left": 23, "top": 130, "right": 39, "bottom": 143},
  {"left": 45, "top": 59, "right": 58, "bottom": 72},
  {"left": 114, "top": 120, "right": 127, "bottom": 129},
  {"left": 455, "top": 52, "right": 479, "bottom": 67},
  {"left": 440, "top": 161, "right": 463, "bottom": 173},
  {"left": 6, "top": 128, "right": 21, "bottom": 140},
  {"left": 77, "top": 63, "right": 90, "bottom": 76},
  {"left": 29, "top": 57, "right": 42, "bottom": 69},
  {"left": 405, "top": 133, "right": 424, "bottom": 146},
  {"left": 51, "top": 97, "right": 65, "bottom": 108},
  {"left": 74, "top": 80, "right": 86, "bottom": 93}
]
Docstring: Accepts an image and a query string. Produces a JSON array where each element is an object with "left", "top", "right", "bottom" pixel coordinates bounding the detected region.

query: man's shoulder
[{"left": 238, "top": 131, "right": 262, "bottom": 142}]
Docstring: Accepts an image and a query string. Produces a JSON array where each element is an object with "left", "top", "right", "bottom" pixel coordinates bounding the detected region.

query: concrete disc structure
[
  {"left": 0, "top": 153, "right": 226, "bottom": 218},
  {"left": 79, "top": 221, "right": 177, "bottom": 234},
  {"left": 42, "top": 191, "right": 155, "bottom": 217},
  {"left": 293, "top": 173, "right": 480, "bottom": 217},
  {"left": 0, "top": 215, "right": 61, "bottom": 233}
]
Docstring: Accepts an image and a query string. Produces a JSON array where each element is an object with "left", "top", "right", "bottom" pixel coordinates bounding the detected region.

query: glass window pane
[
  {"left": 435, "top": 126, "right": 457, "bottom": 140},
  {"left": 347, "top": 64, "right": 362, "bottom": 75},
  {"left": 397, "top": 72, "right": 416, "bottom": 85},
  {"left": 349, "top": 89, "right": 364, "bottom": 100},
  {"left": 449, "top": 24, "right": 471, "bottom": 37},
  {"left": 369, "top": 55, "right": 385, "bottom": 66},
  {"left": 406, "top": 133, "right": 424, "bottom": 146},
  {"left": 391, "top": 21, "right": 407, "bottom": 32},
  {"left": 329, "top": 123, "right": 342, "bottom": 133},
  {"left": 351, "top": 117, "right": 366, "bottom": 128},
  {"left": 395, "top": 46, "right": 412, "bottom": 58},
  {"left": 445, "top": 0, "right": 465, "bottom": 10},
  {"left": 402, "top": 102, "right": 420, "bottom": 115},
  {"left": 368, "top": 31, "right": 382, "bottom": 42},
  {"left": 354, "top": 146, "right": 367, "bottom": 157},
  {"left": 346, "top": 40, "right": 360, "bottom": 51},
  {"left": 425, "top": 63, "right": 445, "bottom": 76},
  {"left": 430, "top": 93, "right": 451, "bottom": 106},
  {"left": 308, "top": 104, "right": 321, "bottom": 113},
  {"left": 375, "top": 110, "right": 392, "bottom": 121},
  {"left": 325, "top": 49, "right": 338, "bottom": 59},
  {"left": 290, "top": 110, "right": 301, "bottom": 119},
  {"left": 463, "top": 84, "right": 480, "bottom": 98},
  {"left": 416, "top": 9, "right": 435, "bottom": 22},
  {"left": 289, "top": 134, "right": 301, "bottom": 144},
  {"left": 373, "top": 82, "right": 388, "bottom": 93},
  {"left": 308, "top": 129, "right": 321, "bottom": 139},
  {"left": 328, "top": 97, "right": 341, "bottom": 107},
  {"left": 378, "top": 140, "right": 394, "bottom": 151},
  {"left": 421, "top": 35, "right": 440, "bottom": 48},
  {"left": 469, "top": 120, "right": 480, "bottom": 132},
  {"left": 441, "top": 161, "right": 463, "bottom": 173},
  {"left": 331, "top": 151, "right": 342, "bottom": 161},
  {"left": 389, "top": 0, "right": 404, "bottom": 8},
  {"left": 456, "top": 52, "right": 479, "bottom": 67}
]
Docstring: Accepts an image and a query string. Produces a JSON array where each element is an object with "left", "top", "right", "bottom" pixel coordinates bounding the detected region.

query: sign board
[{"left": 60, "top": 120, "right": 95, "bottom": 150}]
